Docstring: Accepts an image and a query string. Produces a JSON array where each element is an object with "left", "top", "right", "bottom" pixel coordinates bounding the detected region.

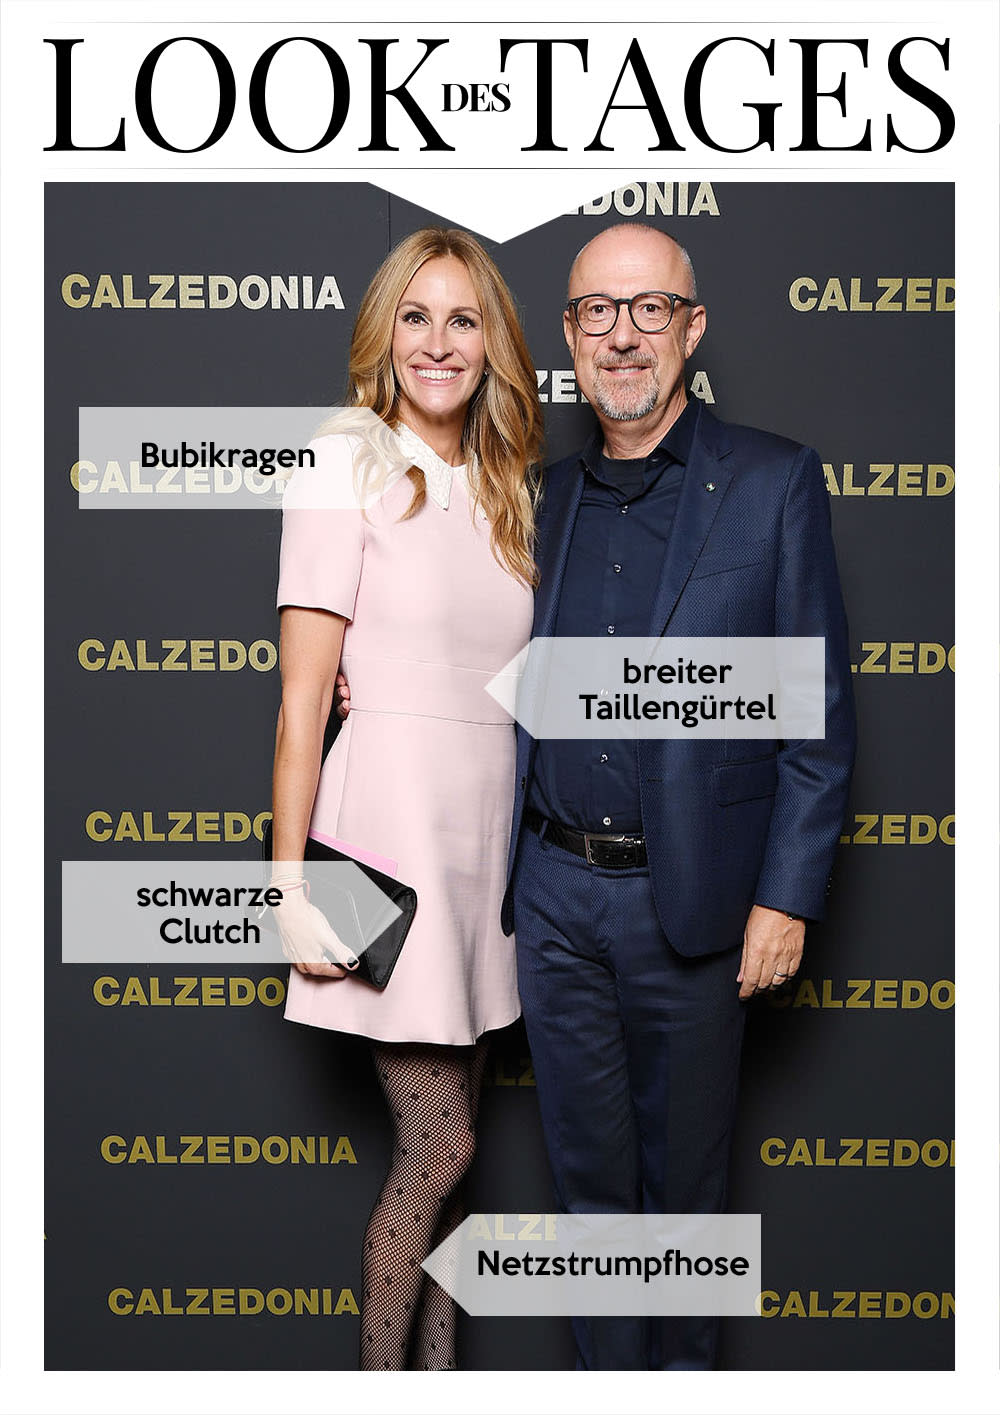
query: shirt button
[
  {"left": 613, "top": 563, "right": 622, "bottom": 573},
  {"left": 600, "top": 754, "right": 609, "bottom": 763},
  {"left": 602, "top": 816, "right": 612, "bottom": 826},
  {"left": 607, "top": 625, "right": 615, "bottom": 635},
  {"left": 620, "top": 505, "right": 629, "bottom": 515}
]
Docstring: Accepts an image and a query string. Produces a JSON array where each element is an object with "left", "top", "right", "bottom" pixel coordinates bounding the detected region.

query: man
[{"left": 500, "top": 223, "right": 855, "bottom": 1369}]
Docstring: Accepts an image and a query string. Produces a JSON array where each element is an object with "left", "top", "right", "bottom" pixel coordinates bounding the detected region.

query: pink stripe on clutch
[{"left": 307, "top": 828, "right": 399, "bottom": 878}]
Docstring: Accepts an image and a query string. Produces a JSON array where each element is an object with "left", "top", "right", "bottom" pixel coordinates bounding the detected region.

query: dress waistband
[{"left": 342, "top": 654, "right": 516, "bottom": 725}]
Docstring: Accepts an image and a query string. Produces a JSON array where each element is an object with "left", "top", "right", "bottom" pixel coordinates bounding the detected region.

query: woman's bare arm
[
  {"left": 271, "top": 605, "right": 347, "bottom": 860},
  {"left": 271, "top": 606, "right": 351, "bottom": 977}
]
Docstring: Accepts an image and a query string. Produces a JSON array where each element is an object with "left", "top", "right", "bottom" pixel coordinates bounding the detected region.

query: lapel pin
[{"left": 704, "top": 481, "right": 716, "bottom": 492}]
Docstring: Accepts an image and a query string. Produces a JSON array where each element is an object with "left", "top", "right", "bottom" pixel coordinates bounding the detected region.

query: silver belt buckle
[{"left": 584, "top": 832, "right": 629, "bottom": 867}]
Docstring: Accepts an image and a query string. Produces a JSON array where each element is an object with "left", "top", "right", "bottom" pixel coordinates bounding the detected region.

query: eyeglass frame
[{"left": 566, "top": 290, "right": 697, "bottom": 335}]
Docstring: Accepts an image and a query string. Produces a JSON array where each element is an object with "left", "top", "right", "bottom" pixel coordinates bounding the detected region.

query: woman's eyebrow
[{"left": 397, "top": 300, "right": 481, "bottom": 316}]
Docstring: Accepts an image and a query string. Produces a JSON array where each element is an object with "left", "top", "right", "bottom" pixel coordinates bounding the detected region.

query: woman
[{"left": 269, "top": 227, "right": 542, "bottom": 1370}]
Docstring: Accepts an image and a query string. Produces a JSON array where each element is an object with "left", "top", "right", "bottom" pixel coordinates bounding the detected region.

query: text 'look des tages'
[{"left": 45, "top": 35, "right": 954, "bottom": 155}]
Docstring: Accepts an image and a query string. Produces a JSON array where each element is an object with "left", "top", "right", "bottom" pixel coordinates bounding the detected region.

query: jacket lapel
[
  {"left": 513, "top": 457, "right": 584, "bottom": 776},
  {"left": 648, "top": 403, "right": 734, "bottom": 636},
  {"left": 533, "top": 456, "right": 586, "bottom": 640}
]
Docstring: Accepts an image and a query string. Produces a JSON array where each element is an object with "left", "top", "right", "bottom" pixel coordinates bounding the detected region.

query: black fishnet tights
[{"left": 359, "top": 1038, "right": 489, "bottom": 1370}]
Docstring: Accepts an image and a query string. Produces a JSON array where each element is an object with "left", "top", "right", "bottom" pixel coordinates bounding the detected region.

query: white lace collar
[{"left": 392, "top": 421, "right": 469, "bottom": 510}]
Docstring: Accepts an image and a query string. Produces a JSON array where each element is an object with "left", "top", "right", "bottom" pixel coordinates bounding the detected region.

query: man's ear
[
  {"left": 684, "top": 304, "right": 707, "bottom": 359},
  {"left": 563, "top": 308, "right": 577, "bottom": 356}
]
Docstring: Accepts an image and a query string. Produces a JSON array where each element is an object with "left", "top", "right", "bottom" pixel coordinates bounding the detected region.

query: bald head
[
  {"left": 562, "top": 222, "right": 707, "bottom": 457},
  {"left": 568, "top": 224, "right": 697, "bottom": 303}
]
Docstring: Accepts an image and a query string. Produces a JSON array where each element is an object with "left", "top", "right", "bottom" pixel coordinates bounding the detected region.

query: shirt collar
[
  {"left": 391, "top": 421, "right": 468, "bottom": 510},
  {"left": 580, "top": 396, "right": 699, "bottom": 477}
]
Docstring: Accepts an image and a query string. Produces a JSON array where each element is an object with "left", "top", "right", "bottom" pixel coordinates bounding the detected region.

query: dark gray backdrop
[{"left": 45, "top": 181, "right": 954, "bottom": 1371}]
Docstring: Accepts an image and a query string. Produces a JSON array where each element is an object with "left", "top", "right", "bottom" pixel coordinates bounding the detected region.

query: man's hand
[
  {"left": 737, "top": 904, "right": 805, "bottom": 999},
  {"left": 335, "top": 671, "right": 351, "bottom": 719}
]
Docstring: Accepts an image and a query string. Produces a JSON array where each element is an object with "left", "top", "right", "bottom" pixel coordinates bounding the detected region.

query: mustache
[{"left": 594, "top": 354, "right": 656, "bottom": 370}]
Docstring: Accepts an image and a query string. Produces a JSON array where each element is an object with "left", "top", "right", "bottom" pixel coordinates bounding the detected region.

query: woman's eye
[
  {"left": 453, "top": 316, "right": 477, "bottom": 329},
  {"left": 400, "top": 310, "right": 426, "bottom": 324}
]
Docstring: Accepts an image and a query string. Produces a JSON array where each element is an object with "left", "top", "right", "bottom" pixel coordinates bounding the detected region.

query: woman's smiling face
[{"left": 391, "top": 255, "right": 486, "bottom": 443}]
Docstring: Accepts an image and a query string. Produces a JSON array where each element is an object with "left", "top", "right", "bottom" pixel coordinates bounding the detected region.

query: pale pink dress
[{"left": 276, "top": 430, "right": 531, "bottom": 1045}]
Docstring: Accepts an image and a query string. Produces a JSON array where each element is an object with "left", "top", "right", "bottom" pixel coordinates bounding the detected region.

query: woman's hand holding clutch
[{"left": 271, "top": 884, "right": 360, "bottom": 979}]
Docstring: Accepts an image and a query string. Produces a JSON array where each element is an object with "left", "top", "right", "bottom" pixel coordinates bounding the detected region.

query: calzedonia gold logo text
[
  {"left": 823, "top": 463, "right": 953, "bottom": 497},
  {"left": 757, "top": 1290, "right": 953, "bottom": 1319},
  {"left": 766, "top": 977, "right": 954, "bottom": 1011},
  {"left": 851, "top": 643, "right": 954, "bottom": 676},
  {"left": 107, "top": 1286, "right": 359, "bottom": 1316},
  {"left": 78, "top": 639, "right": 277, "bottom": 673},
  {"left": 536, "top": 369, "right": 714, "bottom": 406},
  {"left": 567, "top": 182, "right": 720, "bottom": 217},
  {"left": 485, "top": 1053, "right": 537, "bottom": 1087},
  {"left": 838, "top": 813, "right": 953, "bottom": 845},
  {"left": 60, "top": 273, "right": 344, "bottom": 311},
  {"left": 92, "top": 975, "right": 286, "bottom": 1007},
  {"left": 100, "top": 1134, "right": 357, "bottom": 1165},
  {"left": 789, "top": 277, "right": 954, "bottom": 312},
  {"left": 85, "top": 810, "right": 271, "bottom": 843},
  {"left": 759, "top": 1137, "right": 953, "bottom": 1168}
]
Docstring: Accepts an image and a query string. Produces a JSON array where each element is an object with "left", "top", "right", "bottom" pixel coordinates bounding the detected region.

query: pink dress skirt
[{"left": 276, "top": 432, "right": 532, "bottom": 1045}]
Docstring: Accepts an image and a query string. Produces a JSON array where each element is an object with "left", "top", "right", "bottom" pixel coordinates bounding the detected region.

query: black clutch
[{"left": 261, "top": 820, "right": 417, "bottom": 989}]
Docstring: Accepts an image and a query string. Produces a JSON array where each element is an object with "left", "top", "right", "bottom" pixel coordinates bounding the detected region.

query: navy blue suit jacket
[{"left": 501, "top": 401, "right": 856, "bottom": 956}]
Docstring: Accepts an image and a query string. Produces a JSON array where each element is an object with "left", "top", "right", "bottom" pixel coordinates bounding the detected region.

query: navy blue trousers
[{"left": 513, "top": 825, "right": 747, "bottom": 1370}]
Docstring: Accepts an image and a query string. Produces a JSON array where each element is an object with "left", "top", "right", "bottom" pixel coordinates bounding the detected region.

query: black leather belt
[{"left": 525, "top": 808, "right": 647, "bottom": 869}]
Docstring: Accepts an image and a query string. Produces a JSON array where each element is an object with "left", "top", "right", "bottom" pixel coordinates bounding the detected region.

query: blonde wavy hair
[{"left": 344, "top": 226, "right": 543, "bottom": 587}]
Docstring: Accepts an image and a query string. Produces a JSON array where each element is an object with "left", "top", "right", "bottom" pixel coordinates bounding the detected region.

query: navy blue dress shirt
[{"left": 529, "top": 399, "right": 697, "bottom": 834}]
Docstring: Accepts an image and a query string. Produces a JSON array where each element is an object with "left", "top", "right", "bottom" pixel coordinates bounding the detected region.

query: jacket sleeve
[{"left": 752, "top": 446, "right": 856, "bottom": 920}]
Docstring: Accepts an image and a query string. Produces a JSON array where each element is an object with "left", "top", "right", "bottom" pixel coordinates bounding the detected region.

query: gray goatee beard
[{"left": 592, "top": 365, "right": 659, "bottom": 422}]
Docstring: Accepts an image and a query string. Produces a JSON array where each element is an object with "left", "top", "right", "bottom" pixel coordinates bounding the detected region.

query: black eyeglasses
[{"left": 566, "top": 291, "right": 695, "bottom": 335}]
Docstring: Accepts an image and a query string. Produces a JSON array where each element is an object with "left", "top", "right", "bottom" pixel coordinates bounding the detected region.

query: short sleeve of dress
[{"left": 276, "top": 433, "right": 365, "bottom": 621}]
